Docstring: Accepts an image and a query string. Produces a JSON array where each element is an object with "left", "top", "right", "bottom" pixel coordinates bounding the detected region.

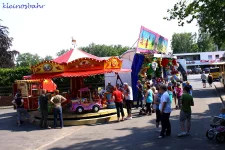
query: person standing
[
  {"left": 158, "top": 84, "right": 172, "bottom": 139},
  {"left": 176, "top": 83, "right": 183, "bottom": 109},
  {"left": 178, "top": 86, "right": 194, "bottom": 137},
  {"left": 39, "top": 89, "right": 51, "bottom": 129},
  {"left": 145, "top": 84, "right": 153, "bottom": 115},
  {"left": 123, "top": 83, "right": 133, "bottom": 120},
  {"left": 201, "top": 71, "right": 207, "bottom": 88},
  {"left": 12, "top": 94, "right": 30, "bottom": 126},
  {"left": 185, "top": 81, "right": 193, "bottom": 96},
  {"left": 106, "top": 81, "right": 113, "bottom": 93},
  {"left": 208, "top": 73, "right": 213, "bottom": 87},
  {"left": 112, "top": 86, "right": 125, "bottom": 122},
  {"left": 50, "top": 90, "right": 67, "bottom": 129},
  {"left": 136, "top": 80, "right": 144, "bottom": 109},
  {"left": 154, "top": 87, "right": 162, "bottom": 132},
  {"left": 173, "top": 82, "right": 178, "bottom": 109}
]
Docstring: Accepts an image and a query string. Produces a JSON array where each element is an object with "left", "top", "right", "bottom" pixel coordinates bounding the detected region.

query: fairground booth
[
  {"left": 16, "top": 48, "right": 131, "bottom": 113},
  {"left": 131, "top": 26, "right": 178, "bottom": 102}
]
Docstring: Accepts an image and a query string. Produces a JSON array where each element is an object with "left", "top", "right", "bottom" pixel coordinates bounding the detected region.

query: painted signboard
[{"left": 136, "top": 26, "right": 168, "bottom": 53}]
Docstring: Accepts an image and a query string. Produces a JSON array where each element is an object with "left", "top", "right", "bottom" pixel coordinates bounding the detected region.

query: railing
[{"left": 0, "top": 86, "right": 13, "bottom": 96}]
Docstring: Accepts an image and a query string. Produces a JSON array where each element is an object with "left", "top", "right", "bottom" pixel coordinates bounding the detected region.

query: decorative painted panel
[
  {"left": 104, "top": 57, "right": 122, "bottom": 69},
  {"left": 32, "top": 61, "right": 64, "bottom": 74},
  {"left": 65, "top": 58, "right": 104, "bottom": 71}
]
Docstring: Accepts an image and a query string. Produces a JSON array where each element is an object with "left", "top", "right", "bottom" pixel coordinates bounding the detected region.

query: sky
[{"left": 0, "top": 0, "right": 199, "bottom": 58}]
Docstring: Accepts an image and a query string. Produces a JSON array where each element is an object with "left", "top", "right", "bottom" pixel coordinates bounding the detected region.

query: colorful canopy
[
  {"left": 30, "top": 69, "right": 131, "bottom": 79},
  {"left": 53, "top": 49, "right": 101, "bottom": 63},
  {"left": 30, "top": 49, "right": 131, "bottom": 79}
]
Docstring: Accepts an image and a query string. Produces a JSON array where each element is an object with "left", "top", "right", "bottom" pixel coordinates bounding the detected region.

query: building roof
[{"left": 173, "top": 51, "right": 225, "bottom": 56}]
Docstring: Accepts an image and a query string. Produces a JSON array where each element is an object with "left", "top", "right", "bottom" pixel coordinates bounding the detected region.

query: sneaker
[
  {"left": 186, "top": 132, "right": 190, "bottom": 136},
  {"left": 156, "top": 128, "right": 161, "bottom": 132},
  {"left": 178, "top": 132, "right": 187, "bottom": 137},
  {"left": 126, "top": 117, "right": 132, "bottom": 120},
  {"left": 158, "top": 136, "right": 163, "bottom": 139},
  {"left": 44, "top": 126, "right": 51, "bottom": 129}
]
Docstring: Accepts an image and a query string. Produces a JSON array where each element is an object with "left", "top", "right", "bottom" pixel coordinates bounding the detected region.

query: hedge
[
  {"left": 0, "top": 67, "right": 104, "bottom": 87},
  {"left": 0, "top": 67, "right": 31, "bottom": 86}
]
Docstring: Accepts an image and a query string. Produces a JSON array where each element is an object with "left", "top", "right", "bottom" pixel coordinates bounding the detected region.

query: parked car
[
  {"left": 193, "top": 68, "right": 202, "bottom": 74},
  {"left": 187, "top": 69, "right": 192, "bottom": 74},
  {"left": 204, "top": 68, "right": 210, "bottom": 73}
]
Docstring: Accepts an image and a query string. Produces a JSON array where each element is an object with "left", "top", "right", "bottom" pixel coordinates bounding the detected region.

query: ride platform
[{"left": 33, "top": 108, "right": 127, "bottom": 126}]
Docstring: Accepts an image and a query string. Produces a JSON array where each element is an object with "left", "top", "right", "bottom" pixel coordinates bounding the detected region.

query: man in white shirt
[
  {"left": 123, "top": 83, "right": 133, "bottom": 120},
  {"left": 201, "top": 71, "right": 207, "bottom": 88},
  {"left": 158, "top": 84, "right": 172, "bottom": 139}
]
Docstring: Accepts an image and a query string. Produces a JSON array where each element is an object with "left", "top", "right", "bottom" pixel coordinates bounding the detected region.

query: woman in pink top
[{"left": 176, "top": 83, "right": 183, "bottom": 109}]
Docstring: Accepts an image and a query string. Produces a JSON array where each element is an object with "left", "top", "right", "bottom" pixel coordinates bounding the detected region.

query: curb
[
  {"left": 213, "top": 83, "right": 225, "bottom": 107},
  {"left": 0, "top": 106, "right": 13, "bottom": 109}
]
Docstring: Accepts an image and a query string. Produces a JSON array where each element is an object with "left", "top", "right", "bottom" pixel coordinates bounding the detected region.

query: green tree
[
  {"left": 80, "top": 43, "right": 130, "bottom": 57},
  {"left": 171, "top": 33, "right": 197, "bottom": 53},
  {"left": 44, "top": 55, "right": 53, "bottom": 61},
  {"left": 0, "top": 19, "right": 19, "bottom": 68},
  {"left": 164, "top": 0, "right": 225, "bottom": 49},
  {"left": 16, "top": 53, "right": 43, "bottom": 67},
  {"left": 197, "top": 32, "right": 216, "bottom": 52},
  {"left": 0, "top": 67, "right": 31, "bottom": 86},
  {"left": 56, "top": 49, "right": 69, "bottom": 56}
]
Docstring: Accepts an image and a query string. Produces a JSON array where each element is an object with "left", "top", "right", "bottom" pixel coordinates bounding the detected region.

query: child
[
  {"left": 173, "top": 82, "right": 178, "bottom": 109},
  {"left": 145, "top": 84, "right": 153, "bottom": 115},
  {"left": 178, "top": 86, "right": 194, "bottom": 137},
  {"left": 219, "top": 108, "right": 225, "bottom": 119},
  {"left": 167, "top": 82, "right": 173, "bottom": 103},
  {"left": 176, "top": 83, "right": 183, "bottom": 109}
]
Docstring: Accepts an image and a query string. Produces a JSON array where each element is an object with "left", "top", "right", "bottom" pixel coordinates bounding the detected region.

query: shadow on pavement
[
  {"left": 0, "top": 111, "right": 40, "bottom": 132},
  {"left": 47, "top": 102, "right": 224, "bottom": 150},
  {"left": 192, "top": 88, "right": 219, "bottom": 98}
]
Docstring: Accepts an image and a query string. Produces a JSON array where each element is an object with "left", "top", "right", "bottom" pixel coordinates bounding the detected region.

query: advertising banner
[{"left": 136, "top": 26, "right": 168, "bottom": 53}]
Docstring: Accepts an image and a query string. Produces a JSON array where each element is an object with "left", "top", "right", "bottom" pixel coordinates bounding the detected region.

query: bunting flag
[
  {"left": 72, "top": 38, "right": 77, "bottom": 48},
  {"left": 72, "top": 39, "right": 76, "bottom": 43}
]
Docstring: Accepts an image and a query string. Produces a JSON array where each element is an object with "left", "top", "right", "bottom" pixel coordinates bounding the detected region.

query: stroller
[
  {"left": 206, "top": 116, "right": 225, "bottom": 143},
  {"left": 139, "top": 104, "right": 155, "bottom": 115},
  {"left": 139, "top": 105, "right": 147, "bottom": 115}
]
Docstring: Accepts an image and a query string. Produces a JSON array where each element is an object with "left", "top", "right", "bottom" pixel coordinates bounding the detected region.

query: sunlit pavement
[{"left": 0, "top": 74, "right": 225, "bottom": 150}]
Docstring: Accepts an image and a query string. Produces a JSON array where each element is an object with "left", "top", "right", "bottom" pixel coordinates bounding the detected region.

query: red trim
[{"left": 30, "top": 69, "right": 131, "bottom": 79}]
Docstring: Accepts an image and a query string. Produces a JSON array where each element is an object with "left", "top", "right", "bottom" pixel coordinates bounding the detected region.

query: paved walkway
[{"left": 0, "top": 74, "right": 224, "bottom": 150}]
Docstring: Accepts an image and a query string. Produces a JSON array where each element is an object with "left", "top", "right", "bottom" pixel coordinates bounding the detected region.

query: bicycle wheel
[{"left": 206, "top": 129, "right": 215, "bottom": 140}]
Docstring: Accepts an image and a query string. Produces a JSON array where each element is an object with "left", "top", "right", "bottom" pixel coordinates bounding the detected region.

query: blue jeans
[
  {"left": 17, "top": 108, "right": 29, "bottom": 121},
  {"left": 53, "top": 107, "right": 63, "bottom": 128},
  {"left": 136, "top": 94, "right": 143, "bottom": 108}
]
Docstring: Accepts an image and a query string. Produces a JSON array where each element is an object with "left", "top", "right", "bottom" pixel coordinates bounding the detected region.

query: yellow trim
[
  {"left": 15, "top": 80, "right": 41, "bottom": 83},
  {"left": 33, "top": 109, "right": 127, "bottom": 126}
]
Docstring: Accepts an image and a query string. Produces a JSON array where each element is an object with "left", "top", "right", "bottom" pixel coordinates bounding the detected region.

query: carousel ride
[{"left": 16, "top": 48, "right": 130, "bottom": 125}]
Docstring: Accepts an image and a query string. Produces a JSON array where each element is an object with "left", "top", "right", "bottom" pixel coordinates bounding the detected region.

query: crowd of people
[
  {"left": 109, "top": 76, "right": 195, "bottom": 139},
  {"left": 11, "top": 73, "right": 225, "bottom": 140}
]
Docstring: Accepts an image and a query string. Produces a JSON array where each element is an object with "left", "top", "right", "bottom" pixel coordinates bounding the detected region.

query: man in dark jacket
[{"left": 39, "top": 89, "right": 50, "bottom": 129}]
